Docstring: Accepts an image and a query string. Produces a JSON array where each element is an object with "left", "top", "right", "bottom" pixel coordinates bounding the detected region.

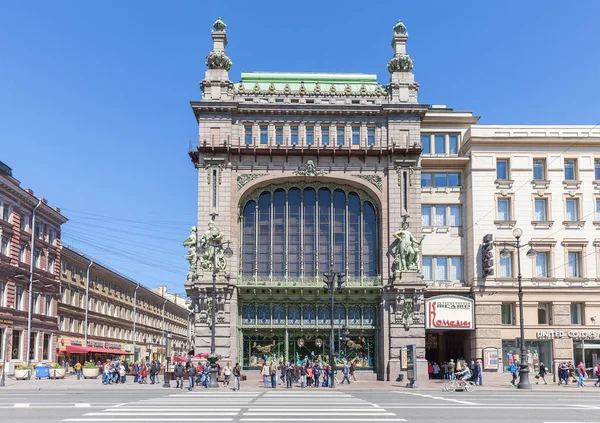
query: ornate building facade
[
  {"left": 187, "top": 18, "right": 600, "bottom": 380},
  {"left": 185, "top": 19, "right": 428, "bottom": 380}
]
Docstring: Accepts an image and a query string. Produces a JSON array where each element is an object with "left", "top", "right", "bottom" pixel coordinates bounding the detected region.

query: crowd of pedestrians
[
  {"left": 259, "top": 359, "right": 356, "bottom": 388},
  {"left": 427, "top": 359, "right": 483, "bottom": 386}
]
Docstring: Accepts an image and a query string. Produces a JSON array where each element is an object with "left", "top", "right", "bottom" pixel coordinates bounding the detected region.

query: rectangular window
[
  {"left": 595, "top": 159, "right": 600, "bottom": 180},
  {"left": 501, "top": 303, "right": 514, "bottom": 325},
  {"left": 535, "top": 252, "right": 548, "bottom": 278},
  {"left": 0, "top": 327, "right": 4, "bottom": 360},
  {"left": 45, "top": 295, "right": 52, "bottom": 316},
  {"left": 435, "top": 206, "right": 446, "bottom": 226},
  {"left": 259, "top": 125, "right": 268, "bottom": 145},
  {"left": 18, "top": 244, "right": 26, "bottom": 263},
  {"left": 436, "top": 257, "right": 448, "bottom": 280},
  {"left": 291, "top": 126, "right": 299, "bottom": 145},
  {"left": 306, "top": 126, "right": 314, "bottom": 146},
  {"left": 421, "top": 206, "right": 431, "bottom": 226},
  {"left": 499, "top": 253, "right": 512, "bottom": 278},
  {"left": 0, "top": 235, "right": 8, "bottom": 256},
  {"left": 61, "top": 261, "right": 67, "bottom": 274},
  {"left": 275, "top": 126, "right": 283, "bottom": 145},
  {"left": 29, "top": 331, "right": 37, "bottom": 361},
  {"left": 450, "top": 257, "right": 463, "bottom": 280},
  {"left": 538, "top": 303, "right": 550, "bottom": 324},
  {"left": 34, "top": 222, "right": 42, "bottom": 238},
  {"left": 34, "top": 250, "right": 40, "bottom": 268},
  {"left": 434, "top": 173, "right": 447, "bottom": 187},
  {"left": 449, "top": 205, "right": 461, "bottom": 226},
  {"left": 321, "top": 127, "right": 329, "bottom": 146},
  {"left": 564, "top": 159, "right": 576, "bottom": 180},
  {"left": 244, "top": 125, "right": 252, "bottom": 145},
  {"left": 421, "top": 134, "right": 431, "bottom": 153},
  {"left": 20, "top": 213, "right": 28, "bottom": 231},
  {"left": 596, "top": 198, "right": 600, "bottom": 221},
  {"left": 48, "top": 228, "right": 55, "bottom": 245},
  {"left": 567, "top": 252, "right": 581, "bottom": 278},
  {"left": 422, "top": 257, "right": 432, "bottom": 280},
  {"left": 12, "top": 330, "right": 21, "bottom": 360},
  {"left": 47, "top": 256, "right": 54, "bottom": 274},
  {"left": 496, "top": 159, "right": 509, "bottom": 180},
  {"left": 367, "top": 127, "right": 375, "bottom": 147},
  {"left": 565, "top": 198, "right": 578, "bottom": 221},
  {"left": 533, "top": 159, "right": 546, "bottom": 180},
  {"left": 421, "top": 173, "right": 432, "bottom": 187},
  {"left": 32, "top": 292, "right": 39, "bottom": 314},
  {"left": 534, "top": 199, "right": 547, "bottom": 221},
  {"left": 42, "top": 333, "right": 51, "bottom": 361},
  {"left": 1, "top": 202, "right": 9, "bottom": 221},
  {"left": 570, "top": 303, "right": 583, "bottom": 325},
  {"left": 351, "top": 126, "right": 360, "bottom": 146},
  {"left": 434, "top": 134, "right": 445, "bottom": 154},
  {"left": 497, "top": 198, "right": 510, "bottom": 221},
  {"left": 336, "top": 127, "right": 345, "bottom": 146},
  {"left": 448, "top": 173, "right": 461, "bottom": 187},
  {"left": 449, "top": 134, "right": 459, "bottom": 154}
]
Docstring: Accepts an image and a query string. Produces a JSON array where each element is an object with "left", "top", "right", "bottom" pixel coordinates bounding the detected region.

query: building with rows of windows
[
  {"left": 186, "top": 18, "right": 600, "bottom": 380},
  {"left": 58, "top": 247, "right": 191, "bottom": 365},
  {"left": 1, "top": 163, "right": 191, "bottom": 374}
]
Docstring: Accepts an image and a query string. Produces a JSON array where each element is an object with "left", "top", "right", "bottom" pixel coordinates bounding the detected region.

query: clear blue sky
[{"left": 1, "top": 1, "right": 598, "bottom": 294}]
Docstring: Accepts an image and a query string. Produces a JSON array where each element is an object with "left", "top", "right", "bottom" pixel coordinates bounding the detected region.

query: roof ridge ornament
[
  {"left": 213, "top": 17, "right": 227, "bottom": 32},
  {"left": 393, "top": 20, "right": 407, "bottom": 35}
]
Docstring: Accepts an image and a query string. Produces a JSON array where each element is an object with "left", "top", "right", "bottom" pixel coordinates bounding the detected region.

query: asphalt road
[{"left": 0, "top": 387, "right": 599, "bottom": 422}]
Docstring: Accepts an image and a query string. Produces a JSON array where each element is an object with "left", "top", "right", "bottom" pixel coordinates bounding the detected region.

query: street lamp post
[
  {"left": 162, "top": 332, "right": 172, "bottom": 388},
  {"left": 196, "top": 225, "right": 233, "bottom": 389},
  {"left": 500, "top": 227, "right": 536, "bottom": 390},
  {"left": 323, "top": 268, "right": 345, "bottom": 388}
]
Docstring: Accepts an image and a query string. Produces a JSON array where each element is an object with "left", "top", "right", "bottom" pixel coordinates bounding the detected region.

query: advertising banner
[{"left": 425, "top": 295, "right": 474, "bottom": 330}]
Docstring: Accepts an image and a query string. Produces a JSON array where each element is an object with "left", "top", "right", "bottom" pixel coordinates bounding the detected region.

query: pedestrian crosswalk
[{"left": 62, "top": 390, "right": 407, "bottom": 422}]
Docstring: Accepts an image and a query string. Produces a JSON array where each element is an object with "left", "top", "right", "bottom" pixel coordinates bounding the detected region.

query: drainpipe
[
  {"left": 132, "top": 284, "right": 140, "bottom": 359},
  {"left": 162, "top": 298, "right": 168, "bottom": 362},
  {"left": 26, "top": 199, "right": 42, "bottom": 370},
  {"left": 84, "top": 260, "right": 93, "bottom": 347}
]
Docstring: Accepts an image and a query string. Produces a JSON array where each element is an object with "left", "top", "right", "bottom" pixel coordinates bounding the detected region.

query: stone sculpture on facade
[
  {"left": 293, "top": 160, "right": 324, "bottom": 176},
  {"left": 198, "top": 221, "right": 227, "bottom": 272},
  {"left": 183, "top": 226, "right": 198, "bottom": 282},
  {"left": 392, "top": 219, "right": 421, "bottom": 272},
  {"left": 402, "top": 296, "right": 414, "bottom": 330}
]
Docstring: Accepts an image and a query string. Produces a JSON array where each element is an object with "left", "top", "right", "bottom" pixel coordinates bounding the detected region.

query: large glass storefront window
[
  {"left": 241, "top": 186, "right": 378, "bottom": 281},
  {"left": 502, "top": 340, "right": 552, "bottom": 373},
  {"left": 241, "top": 332, "right": 376, "bottom": 370}
]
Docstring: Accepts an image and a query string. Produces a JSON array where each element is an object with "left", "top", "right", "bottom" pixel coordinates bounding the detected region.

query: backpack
[{"left": 595, "top": 365, "right": 600, "bottom": 376}]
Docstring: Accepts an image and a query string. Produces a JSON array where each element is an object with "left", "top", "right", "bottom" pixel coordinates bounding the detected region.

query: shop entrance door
[{"left": 425, "top": 330, "right": 471, "bottom": 364}]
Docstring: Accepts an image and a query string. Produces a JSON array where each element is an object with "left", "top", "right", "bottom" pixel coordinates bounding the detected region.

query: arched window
[{"left": 241, "top": 185, "right": 378, "bottom": 281}]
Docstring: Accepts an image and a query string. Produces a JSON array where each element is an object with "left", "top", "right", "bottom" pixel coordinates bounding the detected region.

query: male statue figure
[{"left": 392, "top": 220, "right": 420, "bottom": 272}]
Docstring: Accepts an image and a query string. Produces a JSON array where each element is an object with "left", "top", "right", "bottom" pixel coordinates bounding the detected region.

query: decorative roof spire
[
  {"left": 387, "top": 19, "right": 413, "bottom": 73},
  {"left": 206, "top": 16, "right": 232, "bottom": 71}
]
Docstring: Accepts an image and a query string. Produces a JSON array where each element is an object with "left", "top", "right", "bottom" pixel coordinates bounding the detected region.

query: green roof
[{"left": 237, "top": 72, "right": 384, "bottom": 96}]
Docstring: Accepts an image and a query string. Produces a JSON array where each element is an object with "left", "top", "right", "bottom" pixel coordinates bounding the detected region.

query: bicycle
[{"left": 444, "top": 377, "right": 476, "bottom": 392}]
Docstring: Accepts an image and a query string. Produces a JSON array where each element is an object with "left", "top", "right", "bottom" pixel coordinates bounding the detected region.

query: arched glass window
[{"left": 241, "top": 185, "right": 378, "bottom": 281}]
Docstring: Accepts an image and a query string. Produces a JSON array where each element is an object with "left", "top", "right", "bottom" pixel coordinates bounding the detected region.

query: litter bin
[{"left": 35, "top": 365, "right": 50, "bottom": 380}]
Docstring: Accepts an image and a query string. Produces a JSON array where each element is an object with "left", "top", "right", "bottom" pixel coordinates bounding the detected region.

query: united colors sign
[{"left": 425, "top": 295, "right": 474, "bottom": 330}]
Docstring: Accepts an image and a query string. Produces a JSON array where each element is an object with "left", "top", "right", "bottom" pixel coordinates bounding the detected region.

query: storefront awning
[{"left": 62, "top": 345, "right": 133, "bottom": 355}]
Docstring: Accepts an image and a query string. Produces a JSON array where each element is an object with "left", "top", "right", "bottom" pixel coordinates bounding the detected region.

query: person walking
[
  {"left": 576, "top": 362, "right": 586, "bottom": 388},
  {"left": 261, "top": 361, "right": 271, "bottom": 388},
  {"left": 300, "top": 365, "right": 307, "bottom": 388},
  {"left": 188, "top": 362, "right": 197, "bottom": 391},
  {"left": 223, "top": 363, "right": 232, "bottom": 388},
  {"left": 270, "top": 361, "right": 278, "bottom": 389},
  {"left": 476, "top": 360, "right": 483, "bottom": 386},
  {"left": 558, "top": 362, "right": 569, "bottom": 385},
  {"left": 280, "top": 361, "right": 287, "bottom": 387},
  {"left": 285, "top": 363, "right": 294, "bottom": 388},
  {"left": 428, "top": 362, "right": 433, "bottom": 379},
  {"left": 536, "top": 362, "right": 547, "bottom": 384},
  {"left": 74, "top": 361, "right": 82, "bottom": 380},
  {"left": 174, "top": 362, "right": 185, "bottom": 389},
  {"left": 449, "top": 360, "right": 456, "bottom": 380},
  {"left": 233, "top": 362, "right": 242, "bottom": 391},
  {"left": 341, "top": 361, "right": 351, "bottom": 384},
  {"left": 508, "top": 360, "right": 518, "bottom": 387},
  {"left": 350, "top": 361, "right": 357, "bottom": 382},
  {"left": 432, "top": 362, "right": 440, "bottom": 380},
  {"left": 593, "top": 363, "right": 600, "bottom": 387}
]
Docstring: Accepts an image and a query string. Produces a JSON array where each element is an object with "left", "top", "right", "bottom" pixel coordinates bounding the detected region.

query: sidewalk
[{"left": 1, "top": 372, "right": 599, "bottom": 392}]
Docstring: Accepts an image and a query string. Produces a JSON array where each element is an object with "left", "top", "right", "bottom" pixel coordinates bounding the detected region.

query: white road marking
[
  {"left": 246, "top": 408, "right": 389, "bottom": 412},
  {"left": 13, "top": 403, "right": 30, "bottom": 408},
  {"left": 83, "top": 413, "right": 239, "bottom": 416},
  {"left": 240, "top": 419, "right": 406, "bottom": 422},
  {"left": 76, "top": 404, "right": 91, "bottom": 407},
  {"left": 101, "top": 408, "right": 242, "bottom": 412},
  {"left": 244, "top": 412, "right": 398, "bottom": 416},
  {"left": 64, "top": 419, "right": 233, "bottom": 422},
  {"left": 393, "top": 391, "right": 477, "bottom": 405}
]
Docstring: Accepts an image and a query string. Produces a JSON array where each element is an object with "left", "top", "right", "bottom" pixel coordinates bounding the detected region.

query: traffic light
[
  {"left": 323, "top": 271, "right": 334, "bottom": 292},
  {"left": 336, "top": 273, "right": 345, "bottom": 293},
  {"left": 482, "top": 234, "right": 494, "bottom": 277}
]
